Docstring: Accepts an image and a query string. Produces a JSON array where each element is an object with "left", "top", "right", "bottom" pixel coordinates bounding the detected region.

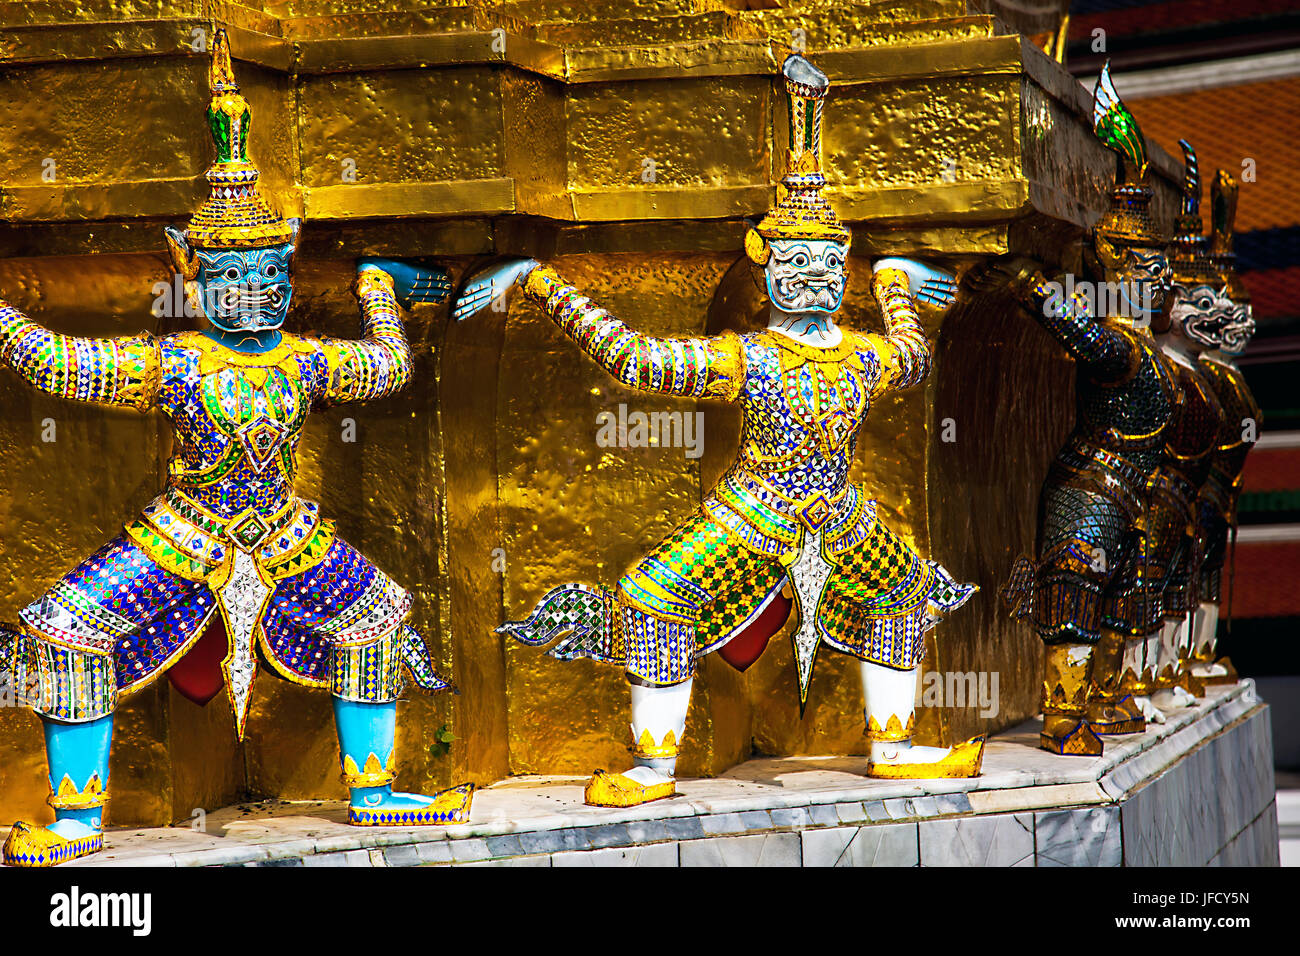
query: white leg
[
  {"left": 1190, "top": 602, "right": 1227, "bottom": 678},
  {"left": 623, "top": 678, "right": 692, "bottom": 787},
  {"left": 1131, "top": 632, "right": 1167, "bottom": 724},
  {"left": 1176, "top": 615, "right": 1192, "bottom": 656},
  {"left": 1156, "top": 618, "right": 1181, "bottom": 678},
  {"left": 1120, "top": 636, "right": 1146, "bottom": 689},
  {"left": 1151, "top": 620, "right": 1195, "bottom": 709},
  {"left": 861, "top": 661, "right": 951, "bottom": 765}
]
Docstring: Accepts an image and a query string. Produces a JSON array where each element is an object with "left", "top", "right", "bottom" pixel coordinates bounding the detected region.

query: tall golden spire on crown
[
  {"left": 745, "top": 54, "right": 850, "bottom": 265},
  {"left": 1210, "top": 169, "right": 1250, "bottom": 304},
  {"left": 1091, "top": 62, "right": 1166, "bottom": 249},
  {"left": 175, "top": 29, "right": 296, "bottom": 254},
  {"left": 1170, "top": 140, "right": 1221, "bottom": 287}
]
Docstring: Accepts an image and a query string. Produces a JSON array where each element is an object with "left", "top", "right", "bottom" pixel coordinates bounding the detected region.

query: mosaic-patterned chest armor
[
  {"left": 1004, "top": 298, "right": 1182, "bottom": 646},
  {"left": 1074, "top": 327, "right": 1180, "bottom": 473},
  {"left": 499, "top": 263, "right": 973, "bottom": 696},
  {"left": 1195, "top": 355, "right": 1258, "bottom": 605},
  {"left": 702, "top": 333, "right": 884, "bottom": 557},
  {"left": 0, "top": 272, "right": 438, "bottom": 735},
  {"left": 1198, "top": 355, "right": 1260, "bottom": 528},
  {"left": 0, "top": 28, "right": 470, "bottom": 869},
  {"left": 160, "top": 335, "right": 322, "bottom": 518},
  {"left": 1143, "top": 356, "right": 1225, "bottom": 620},
  {"left": 734, "top": 334, "right": 876, "bottom": 495}
]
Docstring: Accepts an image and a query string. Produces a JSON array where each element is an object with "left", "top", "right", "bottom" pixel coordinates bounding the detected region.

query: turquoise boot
[
  {"left": 333, "top": 697, "right": 473, "bottom": 826},
  {"left": 4, "top": 714, "right": 111, "bottom": 866}
]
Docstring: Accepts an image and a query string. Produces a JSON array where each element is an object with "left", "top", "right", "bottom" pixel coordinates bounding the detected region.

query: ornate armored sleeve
[
  {"left": 1022, "top": 276, "right": 1136, "bottom": 383},
  {"left": 0, "top": 299, "right": 160, "bottom": 412},
  {"left": 868, "top": 267, "right": 932, "bottom": 392},
  {"left": 317, "top": 269, "right": 413, "bottom": 405},
  {"left": 520, "top": 264, "right": 745, "bottom": 402}
]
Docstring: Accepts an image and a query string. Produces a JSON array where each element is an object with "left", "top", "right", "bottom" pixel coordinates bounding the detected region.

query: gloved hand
[
  {"left": 451, "top": 257, "right": 541, "bottom": 322},
  {"left": 356, "top": 257, "right": 453, "bottom": 310}
]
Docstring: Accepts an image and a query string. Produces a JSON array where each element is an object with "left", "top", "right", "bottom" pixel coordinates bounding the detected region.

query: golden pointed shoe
[
  {"left": 1040, "top": 715, "right": 1103, "bottom": 755},
  {"left": 866, "top": 735, "right": 985, "bottom": 779},
  {"left": 348, "top": 783, "right": 475, "bottom": 826},
  {"left": 1200, "top": 656, "right": 1239, "bottom": 687},
  {"left": 1040, "top": 717, "right": 1102, "bottom": 754},
  {"left": 1177, "top": 667, "right": 1206, "bottom": 698},
  {"left": 3, "top": 821, "right": 103, "bottom": 867},
  {"left": 584, "top": 769, "right": 676, "bottom": 808},
  {"left": 1086, "top": 696, "right": 1146, "bottom": 736}
]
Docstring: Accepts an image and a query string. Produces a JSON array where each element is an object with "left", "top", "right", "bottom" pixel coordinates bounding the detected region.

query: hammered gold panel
[
  {"left": 928, "top": 287, "right": 1075, "bottom": 743},
  {"left": 165, "top": 685, "right": 245, "bottom": 823},
  {"left": 830, "top": 75, "right": 1020, "bottom": 190},
  {"left": 0, "top": 255, "right": 176, "bottom": 827},
  {"left": 501, "top": 72, "right": 569, "bottom": 217},
  {"left": 104, "top": 684, "right": 173, "bottom": 826},
  {"left": 242, "top": 258, "right": 457, "bottom": 797},
  {"left": 284, "top": 8, "right": 483, "bottom": 39},
  {"left": 236, "top": 60, "right": 303, "bottom": 221},
  {"left": 499, "top": 0, "right": 720, "bottom": 21},
  {"left": 0, "top": 57, "right": 207, "bottom": 189},
  {"left": 0, "top": 0, "right": 1173, "bottom": 819},
  {"left": 533, "top": 11, "right": 759, "bottom": 47},
  {"left": 297, "top": 66, "right": 505, "bottom": 190},
  {"left": 0, "top": 0, "right": 202, "bottom": 26},
  {"left": 743, "top": 1, "right": 980, "bottom": 51},
  {"left": 440, "top": 263, "right": 512, "bottom": 786},
  {"left": 270, "top": 0, "right": 468, "bottom": 15},
  {"left": 567, "top": 76, "right": 770, "bottom": 191}
]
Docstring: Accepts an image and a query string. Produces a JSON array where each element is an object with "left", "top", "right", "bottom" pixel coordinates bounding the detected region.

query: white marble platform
[{"left": 53, "top": 682, "right": 1278, "bottom": 867}]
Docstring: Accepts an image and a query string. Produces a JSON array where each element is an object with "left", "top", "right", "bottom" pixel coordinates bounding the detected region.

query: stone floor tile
[
  {"left": 919, "top": 813, "right": 1034, "bottom": 866},
  {"left": 1035, "top": 806, "right": 1121, "bottom": 867},
  {"left": 552, "top": 843, "right": 679, "bottom": 867},
  {"left": 679, "top": 832, "right": 801, "bottom": 867}
]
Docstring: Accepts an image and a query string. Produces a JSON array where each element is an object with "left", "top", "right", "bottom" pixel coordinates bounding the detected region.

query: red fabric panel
[
  {"left": 166, "top": 617, "right": 229, "bottom": 706},
  {"left": 1242, "top": 266, "right": 1300, "bottom": 321},
  {"left": 718, "top": 593, "right": 792, "bottom": 672},
  {"left": 1070, "top": 0, "right": 1300, "bottom": 41}
]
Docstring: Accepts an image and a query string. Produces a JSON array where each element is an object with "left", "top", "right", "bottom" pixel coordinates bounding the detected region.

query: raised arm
[
  {"left": 518, "top": 263, "right": 745, "bottom": 402},
  {"left": 1022, "top": 276, "right": 1138, "bottom": 382},
  {"left": 315, "top": 268, "right": 413, "bottom": 406},
  {"left": 0, "top": 299, "right": 159, "bottom": 411},
  {"left": 964, "top": 255, "right": 1138, "bottom": 383},
  {"left": 866, "top": 266, "right": 933, "bottom": 392}
]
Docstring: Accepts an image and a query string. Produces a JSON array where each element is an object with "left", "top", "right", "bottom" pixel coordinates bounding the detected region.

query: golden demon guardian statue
[
  {"left": 454, "top": 54, "right": 982, "bottom": 809},
  {"left": 1190, "top": 169, "right": 1260, "bottom": 686},
  {"left": 1136, "top": 139, "right": 1233, "bottom": 721},
  {"left": 0, "top": 31, "right": 470, "bottom": 867},
  {"left": 983, "top": 64, "right": 1176, "bottom": 756}
]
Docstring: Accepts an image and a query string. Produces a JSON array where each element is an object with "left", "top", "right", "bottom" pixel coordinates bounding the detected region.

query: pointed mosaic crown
[
  {"left": 748, "top": 54, "right": 849, "bottom": 261},
  {"left": 1092, "top": 62, "right": 1165, "bottom": 247},
  {"left": 1210, "top": 169, "right": 1250, "bottom": 303},
  {"left": 1170, "top": 140, "right": 1222, "bottom": 287},
  {"left": 182, "top": 29, "right": 295, "bottom": 250}
]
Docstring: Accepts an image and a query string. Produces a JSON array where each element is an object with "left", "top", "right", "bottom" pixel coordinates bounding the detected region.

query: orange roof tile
[{"left": 1132, "top": 77, "right": 1300, "bottom": 233}]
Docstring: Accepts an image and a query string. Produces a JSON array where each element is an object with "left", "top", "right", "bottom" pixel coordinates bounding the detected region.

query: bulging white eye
[
  {"left": 792, "top": 253, "right": 810, "bottom": 268},
  {"left": 265, "top": 264, "right": 279, "bottom": 278},
  {"left": 224, "top": 267, "right": 241, "bottom": 281}
]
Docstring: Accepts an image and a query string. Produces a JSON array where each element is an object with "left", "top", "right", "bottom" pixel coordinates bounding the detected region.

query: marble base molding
[{"left": 51, "top": 683, "right": 1278, "bottom": 867}]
